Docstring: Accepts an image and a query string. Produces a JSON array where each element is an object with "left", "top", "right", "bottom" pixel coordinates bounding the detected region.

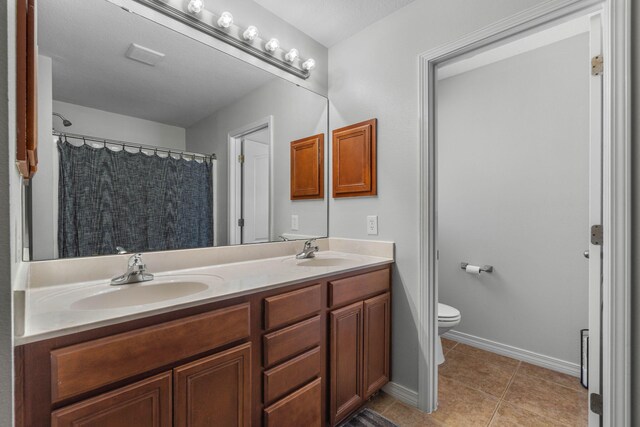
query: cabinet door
[
  {"left": 51, "top": 372, "right": 172, "bottom": 427},
  {"left": 363, "top": 292, "right": 390, "bottom": 398},
  {"left": 174, "top": 343, "right": 251, "bottom": 427},
  {"left": 329, "top": 301, "right": 364, "bottom": 425}
]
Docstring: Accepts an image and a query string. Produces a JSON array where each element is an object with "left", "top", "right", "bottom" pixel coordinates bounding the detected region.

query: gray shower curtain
[{"left": 58, "top": 140, "right": 213, "bottom": 258}]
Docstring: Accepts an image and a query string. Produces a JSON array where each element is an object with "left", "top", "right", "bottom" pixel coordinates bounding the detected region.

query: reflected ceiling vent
[{"left": 125, "top": 43, "right": 165, "bottom": 66}]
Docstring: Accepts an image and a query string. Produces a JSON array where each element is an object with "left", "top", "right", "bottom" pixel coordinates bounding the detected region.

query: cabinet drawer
[
  {"left": 329, "top": 268, "right": 389, "bottom": 307},
  {"left": 264, "top": 377, "right": 322, "bottom": 427},
  {"left": 263, "top": 316, "right": 321, "bottom": 368},
  {"left": 51, "top": 303, "right": 250, "bottom": 403},
  {"left": 51, "top": 372, "right": 172, "bottom": 427},
  {"left": 264, "top": 284, "right": 322, "bottom": 330},
  {"left": 263, "top": 346, "right": 321, "bottom": 404}
]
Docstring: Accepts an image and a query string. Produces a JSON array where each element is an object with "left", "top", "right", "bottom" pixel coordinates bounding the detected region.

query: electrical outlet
[
  {"left": 291, "top": 215, "right": 299, "bottom": 231},
  {"left": 367, "top": 215, "right": 378, "bottom": 235}
]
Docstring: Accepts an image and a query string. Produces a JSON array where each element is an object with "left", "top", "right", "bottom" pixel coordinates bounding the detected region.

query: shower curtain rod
[{"left": 53, "top": 130, "right": 217, "bottom": 161}]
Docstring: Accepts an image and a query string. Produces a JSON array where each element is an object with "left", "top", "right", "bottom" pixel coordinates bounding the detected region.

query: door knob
[{"left": 583, "top": 250, "right": 589, "bottom": 259}]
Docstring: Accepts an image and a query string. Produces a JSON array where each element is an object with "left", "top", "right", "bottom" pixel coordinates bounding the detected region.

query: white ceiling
[
  {"left": 253, "top": 0, "right": 417, "bottom": 47},
  {"left": 38, "top": 0, "right": 277, "bottom": 128}
]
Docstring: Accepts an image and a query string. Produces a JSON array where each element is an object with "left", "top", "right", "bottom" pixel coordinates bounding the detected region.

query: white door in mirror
[
  {"left": 367, "top": 215, "right": 378, "bottom": 235},
  {"left": 243, "top": 138, "right": 270, "bottom": 243}
]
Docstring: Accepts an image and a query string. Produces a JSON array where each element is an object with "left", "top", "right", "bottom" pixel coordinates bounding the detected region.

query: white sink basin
[{"left": 70, "top": 275, "right": 219, "bottom": 310}]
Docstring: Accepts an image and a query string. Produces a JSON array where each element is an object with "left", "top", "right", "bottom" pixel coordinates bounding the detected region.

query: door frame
[
  {"left": 228, "top": 116, "right": 274, "bottom": 245},
  {"left": 417, "top": 1, "right": 631, "bottom": 425}
]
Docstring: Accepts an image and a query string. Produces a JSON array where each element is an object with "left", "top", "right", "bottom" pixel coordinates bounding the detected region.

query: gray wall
[
  {"left": 328, "top": 0, "right": 542, "bottom": 393},
  {"left": 0, "top": 0, "right": 12, "bottom": 423},
  {"left": 51, "top": 101, "right": 186, "bottom": 149},
  {"left": 187, "top": 78, "right": 328, "bottom": 246},
  {"left": 632, "top": 1, "right": 639, "bottom": 424},
  {"left": 437, "top": 34, "right": 589, "bottom": 366}
]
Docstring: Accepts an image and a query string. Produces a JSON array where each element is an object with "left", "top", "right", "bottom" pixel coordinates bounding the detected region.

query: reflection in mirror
[{"left": 28, "top": 0, "right": 328, "bottom": 261}]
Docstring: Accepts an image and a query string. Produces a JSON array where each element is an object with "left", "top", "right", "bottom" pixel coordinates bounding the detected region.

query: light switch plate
[
  {"left": 291, "top": 215, "right": 299, "bottom": 231},
  {"left": 367, "top": 215, "right": 378, "bottom": 235}
]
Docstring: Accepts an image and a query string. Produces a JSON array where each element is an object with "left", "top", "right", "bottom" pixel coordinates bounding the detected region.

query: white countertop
[{"left": 17, "top": 250, "right": 393, "bottom": 345}]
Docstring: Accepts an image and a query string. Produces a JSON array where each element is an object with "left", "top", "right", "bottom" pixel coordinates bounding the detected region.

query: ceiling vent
[{"left": 125, "top": 43, "right": 165, "bottom": 66}]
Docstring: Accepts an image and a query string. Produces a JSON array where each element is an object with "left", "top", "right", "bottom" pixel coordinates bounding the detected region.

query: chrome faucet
[
  {"left": 296, "top": 238, "right": 319, "bottom": 259},
  {"left": 111, "top": 253, "right": 154, "bottom": 285}
]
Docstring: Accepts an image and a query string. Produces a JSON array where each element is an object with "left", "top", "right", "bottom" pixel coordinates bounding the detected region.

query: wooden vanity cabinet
[
  {"left": 174, "top": 343, "right": 252, "bottom": 427},
  {"left": 51, "top": 372, "right": 173, "bottom": 427},
  {"left": 16, "top": 265, "right": 392, "bottom": 427},
  {"left": 328, "top": 270, "right": 391, "bottom": 425}
]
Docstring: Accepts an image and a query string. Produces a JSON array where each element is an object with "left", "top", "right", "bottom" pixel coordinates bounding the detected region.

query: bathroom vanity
[{"left": 14, "top": 247, "right": 392, "bottom": 427}]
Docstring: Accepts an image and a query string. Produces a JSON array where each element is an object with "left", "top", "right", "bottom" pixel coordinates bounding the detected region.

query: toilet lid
[{"left": 438, "top": 303, "right": 460, "bottom": 319}]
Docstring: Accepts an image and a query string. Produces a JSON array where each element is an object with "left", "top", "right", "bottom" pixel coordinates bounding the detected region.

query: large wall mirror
[{"left": 26, "top": 0, "right": 328, "bottom": 261}]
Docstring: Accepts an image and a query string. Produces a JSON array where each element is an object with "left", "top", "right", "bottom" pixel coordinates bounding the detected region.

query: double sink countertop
[{"left": 16, "top": 238, "right": 394, "bottom": 345}]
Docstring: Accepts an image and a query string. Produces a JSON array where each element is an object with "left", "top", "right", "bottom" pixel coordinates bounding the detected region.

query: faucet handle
[
  {"left": 128, "top": 253, "right": 144, "bottom": 267},
  {"left": 303, "top": 238, "right": 317, "bottom": 249}
]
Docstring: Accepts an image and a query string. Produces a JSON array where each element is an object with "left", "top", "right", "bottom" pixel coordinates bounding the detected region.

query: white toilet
[{"left": 436, "top": 303, "right": 461, "bottom": 364}]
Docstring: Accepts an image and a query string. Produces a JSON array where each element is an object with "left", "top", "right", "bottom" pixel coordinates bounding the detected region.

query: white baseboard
[
  {"left": 444, "top": 330, "right": 581, "bottom": 377},
  {"left": 382, "top": 381, "right": 418, "bottom": 407}
]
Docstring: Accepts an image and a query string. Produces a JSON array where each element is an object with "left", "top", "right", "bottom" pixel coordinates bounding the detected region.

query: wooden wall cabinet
[
  {"left": 332, "top": 119, "right": 377, "bottom": 198},
  {"left": 16, "top": 0, "right": 38, "bottom": 180},
  {"left": 291, "top": 134, "right": 324, "bottom": 200}
]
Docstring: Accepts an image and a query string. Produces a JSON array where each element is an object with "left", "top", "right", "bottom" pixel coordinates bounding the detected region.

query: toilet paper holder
[{"left": 460, "top": 262, "right": 494, "bottom": 273}]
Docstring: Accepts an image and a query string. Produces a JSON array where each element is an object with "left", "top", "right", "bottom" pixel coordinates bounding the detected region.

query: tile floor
[{"left": 366, "top": 338, "right": 588, "bottom": 426}]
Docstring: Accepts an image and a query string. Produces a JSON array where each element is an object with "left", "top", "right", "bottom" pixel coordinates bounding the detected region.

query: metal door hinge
[
  {"left": 590, "top": 393, "right": 603, "bottom": 415},
  {"left": 238, "top": 154, "right": 245, "bottom": 163},
  {"left": 591, "top": 55, "right": 603, "bottom": 76},
  {"left": 591, "top": 225, "right": 603, "bottom": 245},
  {"left": 238, "top": 218, "right": 244, "bottom": 227}
]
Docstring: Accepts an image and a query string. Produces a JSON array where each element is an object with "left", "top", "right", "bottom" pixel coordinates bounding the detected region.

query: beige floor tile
[
  {"left": 441, "top": 338, "right": 458, "bottom": 353},
  {"left": 518, "top": 362, "right": 586, "bottom": 393},
  {"left": 365, "top": 391, "right": 397, "bottom": 415},
  {"left": 503, "top": 372, "right": 588, "bottom": 426},
  {"left": 489, "top": 402, "right": 566, "bottom": 426},
  {"left": 439, "top": 350, "right": 517, "bottom": 397},
  {"left": 382, "top": 401, "right": 441, "bottom": 427},
  {"left": 452, "top": 344, "right": 520, "bottom": 370},
  {"left": 430, "top": 376, "right": 499, "bottom": 426}
]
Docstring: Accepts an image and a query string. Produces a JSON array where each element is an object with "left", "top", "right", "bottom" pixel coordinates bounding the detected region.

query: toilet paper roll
[{"left": 465, "top": 265, "right": 482, "bottom": 275}]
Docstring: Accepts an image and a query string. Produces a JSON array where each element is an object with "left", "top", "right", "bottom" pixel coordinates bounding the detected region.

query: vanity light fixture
[
  {"left": 265, "top": 38, "right": 280, "bottom": 53},
  {"left": 217, "top": 11, "right": 233, "bottom": 28},
  {"left": 243, "top": 25, "right": 259, "bottom": 41},
  {"left": 131, "top": 0, "right": 313, "bottom": 79},
  {"left": 285, "top": 48, "right": 299, "bottom": 63},
  {"left": 302, "top": 58, "right": 316, "bottom": 71},
  {"left": 187, "top": 0, "right": 204, "bottom": 14}
]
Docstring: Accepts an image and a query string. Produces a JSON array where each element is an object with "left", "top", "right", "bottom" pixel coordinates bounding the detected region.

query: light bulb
[
  {"left": 243, "top": 26, "right": 259, "bottom": 41},
  {"left": 217, "top": 11, "right": 233, "bottom": 28},
  {"left": 265, "top": 38, "right": 280, "bottom": 53},
  {"left": 285, "top": 48, "right": 299, "bottom": 63},
  {"left": 187, "top": 0, "right": 204, "bottom": 14},
  {"left": 302, "top": 58, "right": 316, "bottom": 71}
]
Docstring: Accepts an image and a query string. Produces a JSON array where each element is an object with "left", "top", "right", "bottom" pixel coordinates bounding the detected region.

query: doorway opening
[
  {"left": 228, "top": 117, "right": 274, "bottom": 245},
  {"left": 417, "top": 1, "right": 631, "bottom": 425}
]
